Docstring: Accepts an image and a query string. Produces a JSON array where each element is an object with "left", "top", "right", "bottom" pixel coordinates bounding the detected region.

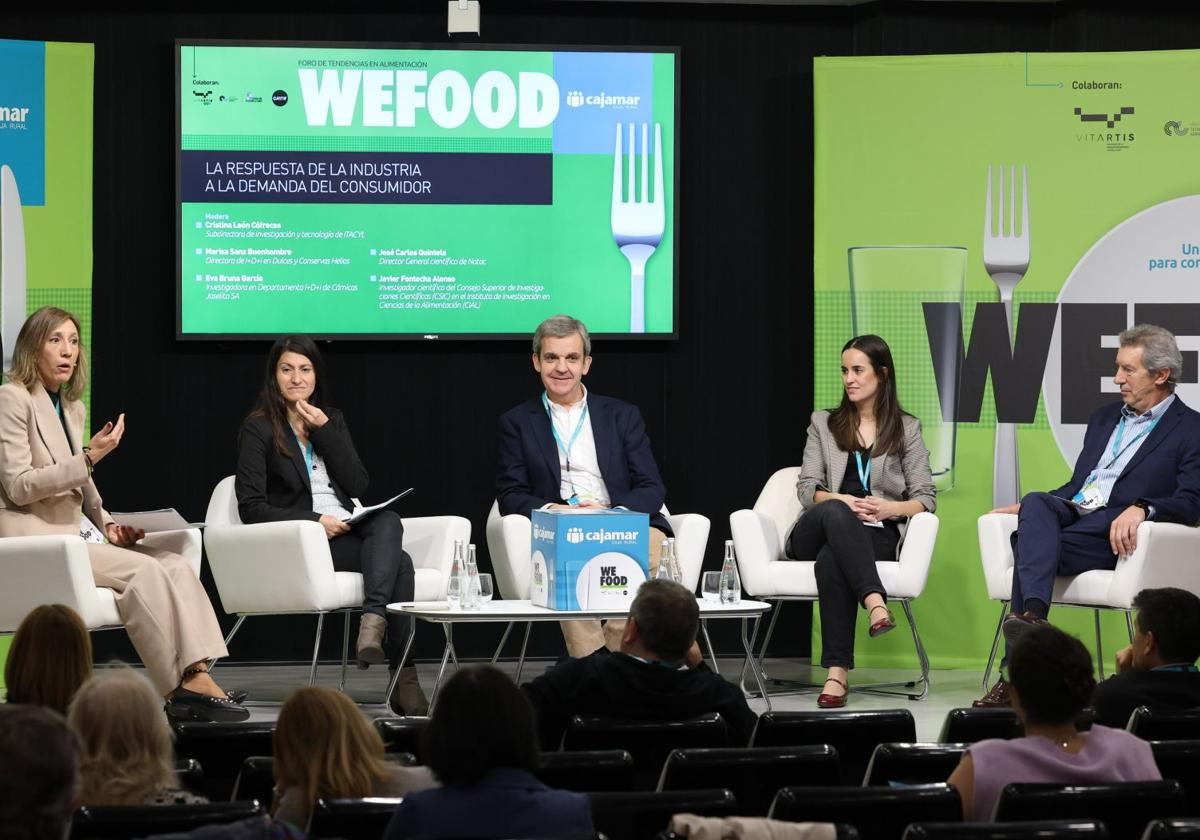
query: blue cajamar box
[{"left": 530, "top": 509, "right": 649, "bottom": 610}]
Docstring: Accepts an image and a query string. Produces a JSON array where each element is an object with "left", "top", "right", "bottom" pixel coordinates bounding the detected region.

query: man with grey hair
[
  {"left": 497, "top": 314, "right": 672, "bottom": 657},
  {"left": 976, "top": 324, "right": 1200, "bottom": 707}
]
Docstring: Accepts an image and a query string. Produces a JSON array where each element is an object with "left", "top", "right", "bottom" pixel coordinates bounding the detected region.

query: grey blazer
[{"left": 790, "top": 410, "right": 937, "bottom": 552}]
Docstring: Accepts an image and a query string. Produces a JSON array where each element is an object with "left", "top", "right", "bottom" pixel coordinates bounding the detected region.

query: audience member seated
[
  {"left": 383, "top": 665, "right": 593, "bottom": 839},
  {"left": 272, "top": 686, "right": 436, "bottom": 829},
  {"left": 4, "top": 603, "right": 92, "bottom": 714},
  {"left": 0, "top": 704, "right": 79, "bottom": 840},
  {"left": 68, "top": 667, "right": 207, "bottom": 805},
  {"left": 1091, "top": 587, "right": 1200, "bottom": 728},
  {"left": 947, "top": 625, "right": 1160, "bottom": 820},
  {"left": 522, "top": 578, "right": 757, "bottom": 748}
]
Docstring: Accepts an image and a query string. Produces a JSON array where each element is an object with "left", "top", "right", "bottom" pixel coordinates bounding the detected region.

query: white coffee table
[{"left": 385, "top": 598, "right": 773, "bottom": 713}]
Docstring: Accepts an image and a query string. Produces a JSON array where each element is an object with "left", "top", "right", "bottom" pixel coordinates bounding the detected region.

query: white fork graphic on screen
[
  {"left": 611, "top": 122, "right": 664, "bottom": 333},
  {"left": 0, "top": 165, "right": 27, "bottom": 370}
]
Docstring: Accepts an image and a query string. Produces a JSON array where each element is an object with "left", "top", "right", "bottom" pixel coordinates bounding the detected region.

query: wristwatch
[{"left": 1132, "top": 499, "right": 1155, "bottom": 520}]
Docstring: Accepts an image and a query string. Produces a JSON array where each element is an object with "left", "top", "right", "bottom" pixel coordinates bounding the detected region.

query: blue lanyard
[
  {"left": 542, "top": 392, "right": 589, "bottom": 469},
  {"left": 1153, "top": 664, "right": 1199, "bottom": 673},
  {"left": 542, "top": 392, "right": 589, "bottom": 504},
  {"left": 1103, "top": 413, "right": 1160, "bottom": 470},
  {"left": 291, "top": 429, "right": 313, "bottom": 476},
  {"left": 854, "top": 450, "right": 872, "bottom": 493}
]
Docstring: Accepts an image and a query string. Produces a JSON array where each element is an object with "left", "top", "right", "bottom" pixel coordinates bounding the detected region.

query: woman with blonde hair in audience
[
  {"left": 4, "top": 603, "right": 92, "bottom": 714},
  {"left": 68, "top": 667, "right": 206, "bottom": 805},
  {"left": 272, "top": 686, "right": 436, "bottom": 829}
]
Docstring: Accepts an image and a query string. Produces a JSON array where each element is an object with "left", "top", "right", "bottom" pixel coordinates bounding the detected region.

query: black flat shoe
[
  {"left": 166, "top": 687, "right": 250, "bottom": 722},
  {"left": 225, "top": 689, "right": 249, "bottom": 704}
]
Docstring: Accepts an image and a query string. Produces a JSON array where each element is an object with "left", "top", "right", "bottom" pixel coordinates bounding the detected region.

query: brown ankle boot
[
  {"left": 389, "top": 666, "right": 429, "bottom": 716},
  {"left": 356, "top": 613, "right": 387, "bottom": 667}
]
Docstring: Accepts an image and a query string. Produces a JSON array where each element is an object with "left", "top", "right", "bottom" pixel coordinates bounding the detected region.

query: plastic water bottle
[
  {"left": 666, "top": 537, "right": 683, "bottom": 583},
  {"left": 464, "top": 543, "right": 482, "bottom": 611},
  {"left": 447, "top": 540, "right": 464, "bottom": 608},
  {"left": 655, "top": 539, "right": 675, "bottom": 581},
  {"left": 719, "top": 540, "right": 741, "bottom": 604}
]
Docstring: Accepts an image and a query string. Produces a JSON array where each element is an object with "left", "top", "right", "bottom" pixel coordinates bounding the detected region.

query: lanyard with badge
[
  {"left": 291, "top": 429, "right": 314, "bottom": 476},
  {"left": 542, "top": 392, "right": 588, "bottom": 505},
  {"left": 855, "top": 449, "right": 884, "bottom": 528},
  {"left": 1073, "top": 413, "right": 1161, "bottom": 510}
]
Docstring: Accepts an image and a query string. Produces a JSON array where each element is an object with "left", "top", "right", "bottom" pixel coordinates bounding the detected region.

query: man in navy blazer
[
  {"left": 977, "top": 324, "right": 1200, "bottom": 707},
  {"left": 497, "top": 314, "right": 672, "bottom": 657}
]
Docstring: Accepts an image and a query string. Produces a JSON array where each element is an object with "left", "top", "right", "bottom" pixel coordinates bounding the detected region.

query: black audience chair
[
  {"left": 373, "top": 716, "right": 431, "bottom": 759},
  {"left": 588, "top": 789, "right": 737, "bottom": 840},
  {"left": 232, "top": 751, "right": 419, "bottom": 804},
  {"left": 536, "top": 749, "right": 637, "bottom": 792},
  {"left": 563, "top": 713, "right": 729, "bottom": 789},
  {"left": 70, "top": 801, "right": 263, "bottom": 839},
  {"left": 768, "top": 783, "right": 961, "bottom": 840},
  {"left": 994, "top": 781, "right": 1186, "bottom": 839},
  {"left": 657, "top": 745, "right": 840, "bottom": 816},
  {"left": 863, "top": 742, "right": 967, "bottom": 786},
  {"left": 1143, "top": 819, "right": 1200, "bottom": 839},
  {"left": 901, "top": 820, "right": 1109, "bottom": 839},
  {"left": 751, "top": 709, "right": 916, "bottom": 784},
  {"left": 175, "top": 757, "right": 204, "bottom": 794},
  {"left": 1129, "top": 708, "right": 1200, "bottom": 741},
  {"left": 172, "top": 721, "right": 276, "bottom": 801},
  {"left": 309, "top": 797, "right": 403, "bottom": 839},
  {"left": 937, "top": 708, "right": 1023, "bottom": 743},
  {"left": 1153, "top": 740, "right": 1200, "bottom": 816},
  {"left": 232, "top": 756, "right": 275, "bottom": 804}
]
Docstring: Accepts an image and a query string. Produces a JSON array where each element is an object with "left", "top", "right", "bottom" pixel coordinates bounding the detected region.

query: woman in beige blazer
[
  {"left": 788, "top": 335, "right": 936, "bottom": 708},
  {"left": 0, "top": 307, "right": 246, "bottom": 721}
]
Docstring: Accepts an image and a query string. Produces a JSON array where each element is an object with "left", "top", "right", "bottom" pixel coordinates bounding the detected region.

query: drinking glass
[
  {"left": 848, "top": 246, "right": 967, "bottom": 491},
  {"left": 701, "top": 571, "right": 722, "bottom": 603},
  {"left": 478, "top": 573, "right": 494, "bottom": 604}
]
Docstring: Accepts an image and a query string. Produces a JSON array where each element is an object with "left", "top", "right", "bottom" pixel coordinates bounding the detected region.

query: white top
[
  {"left": 544, "top": 387, "right": 611, "bottom": 506},
  {"left": 310, "top": 452, "right": 352, "bottom": 519}
]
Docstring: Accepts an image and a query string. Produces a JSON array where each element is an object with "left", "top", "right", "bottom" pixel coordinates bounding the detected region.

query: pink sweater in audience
[{"left": 966, "top": 725, "right": 1161, "bottom": 822}]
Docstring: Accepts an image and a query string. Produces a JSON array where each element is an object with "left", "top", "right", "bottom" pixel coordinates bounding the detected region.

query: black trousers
[
  {"left": 329, "top": 510, "right": 415, "bottom": 667},
  {"left": 788, "top": 499, "right": 900, "bottom": 669}
]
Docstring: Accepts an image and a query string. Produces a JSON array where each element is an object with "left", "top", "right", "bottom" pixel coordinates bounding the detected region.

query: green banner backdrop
[
  {"left": 813, "top": 50, "right": 1200, "bottom": 669},
  {"left": 0, "top": 39, "right": 94, "bottom": 688}
]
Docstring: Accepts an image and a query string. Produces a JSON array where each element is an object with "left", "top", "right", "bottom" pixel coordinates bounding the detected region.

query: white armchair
[
  {"left": 0, "top": 529, "right": 202, "bottom": 635},
  {"left": 485, "top": 501, "right": 712, "bottom": 675},
  {"left": 729, "top": 467, "right": 939, "bottom": 700},
  {"left": 203, "top": 476, "right": 469, "bottom": 690},
  {"left": 978, "top": 512, "right": 1200, "bottom": 685}
]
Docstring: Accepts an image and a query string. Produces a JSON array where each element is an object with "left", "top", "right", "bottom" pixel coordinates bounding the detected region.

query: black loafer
[
  {"left": 166, "top": 687, "right": 250, "bottom": 722},
  {"left": 225, "top": 689, "right": 249, "bottom": 704}
]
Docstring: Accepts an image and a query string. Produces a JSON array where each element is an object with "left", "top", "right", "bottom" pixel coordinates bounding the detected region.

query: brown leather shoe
[
  {"left": 389, "top": 666, "right": 430, "bottom": 717},
  {"left": 973, "top": 678, "right": 1012, "bottom": 708},
  {"left": 1001, "top": 611, "right": 1050, "bottom": 647}
]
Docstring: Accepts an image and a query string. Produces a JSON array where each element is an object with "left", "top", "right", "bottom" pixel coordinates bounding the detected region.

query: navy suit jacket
[
  {"left": 1049, "top": 396, "right": 1200, "bottom": 526},
  {"left": 496, "top": 392, "right": 672, "bottom": 534},
  {"left": 382, "top": 768, "right": 593, "bottom": 840}
]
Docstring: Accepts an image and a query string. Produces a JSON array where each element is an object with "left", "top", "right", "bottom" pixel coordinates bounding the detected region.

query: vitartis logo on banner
[{"left": 1073, "top": 105, "right": 1136, "bottom": 151}]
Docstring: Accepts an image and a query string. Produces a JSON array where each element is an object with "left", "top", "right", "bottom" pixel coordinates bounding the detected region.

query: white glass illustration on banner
[{"left": 849, "top": 245, "right": 967, "bottom": 491}]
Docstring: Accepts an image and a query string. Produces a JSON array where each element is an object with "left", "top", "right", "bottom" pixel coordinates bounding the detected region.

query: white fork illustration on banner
[
  {"left": 0, "top": 165, "right": 27, "bottom": 371},
  {"left": 983, "top": 164, "right": 1031, "bottom": 510},
  {"left": 611, "top": 122, "right": 664, "bottom": 333}
]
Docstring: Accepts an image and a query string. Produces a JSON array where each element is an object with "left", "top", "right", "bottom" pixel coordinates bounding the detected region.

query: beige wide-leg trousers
[
  {"left": 560, "top": 527, "right": 667, "bottom": 658},
  {"left": 87, "top": 541, "right": 229, "bottom": 696}
]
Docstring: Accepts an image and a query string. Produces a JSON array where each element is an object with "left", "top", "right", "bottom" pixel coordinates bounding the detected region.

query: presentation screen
[{"left": 176, "top": 41, "right": 678, "bottom": 340}]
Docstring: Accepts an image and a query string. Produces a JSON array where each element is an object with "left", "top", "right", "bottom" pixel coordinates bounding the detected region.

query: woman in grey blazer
[{"left": 788, "top": 335, "right": 936, "bottom": 708}]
